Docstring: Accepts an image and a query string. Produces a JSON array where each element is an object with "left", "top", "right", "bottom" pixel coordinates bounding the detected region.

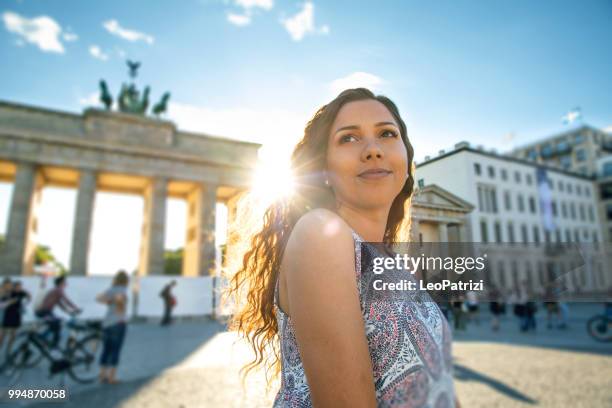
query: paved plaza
[{"left": 1, "top": 303, "right": 610, "bottom": 407}]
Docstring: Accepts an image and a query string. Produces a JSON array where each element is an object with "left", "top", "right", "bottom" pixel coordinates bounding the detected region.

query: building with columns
[
  {"left": 410, "top": 184, "right": 473, "bottom": 243},
  {"left": 0, "top": 101, "right": 259, "bottom": 277}
]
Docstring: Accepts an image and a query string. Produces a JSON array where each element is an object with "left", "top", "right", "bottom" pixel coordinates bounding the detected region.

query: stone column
[
  {"left": 2, "top": 162, "right": 43, "bottom": 276},
  {"left": 183, "top": 183, "right": 217, "bottom": 276},
  {"left": 138, "top": 178, "right": 167, "bottom": 276},
  {"left": 69, "top": 169, "right": 97, "bottom": 275},
  {"left": 438, "top": 223, "right": 449, "bottom": 243},
  {"left": 457, "top": 223, "right": 468, "bottom": 243}
]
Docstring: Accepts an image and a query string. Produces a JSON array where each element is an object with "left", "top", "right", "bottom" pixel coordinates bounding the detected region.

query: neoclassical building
[{"left": 0, "top": 101, "right": 260, "bottom": 277}]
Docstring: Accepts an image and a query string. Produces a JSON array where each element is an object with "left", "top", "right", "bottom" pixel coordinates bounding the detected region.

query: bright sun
[{"left": 251, "top": 159, "right": 295, "bottom": 208}]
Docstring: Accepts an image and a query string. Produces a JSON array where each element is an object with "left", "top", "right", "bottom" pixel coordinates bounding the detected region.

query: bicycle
[
  {"left": 3, "top": 312, "right": 103, "bottom": 385},
  {"left": 587, "top": 315, "right": 612, "bottom": 342}
]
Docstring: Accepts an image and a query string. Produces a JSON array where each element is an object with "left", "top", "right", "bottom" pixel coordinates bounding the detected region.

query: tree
[
  {"left": 35, "top": 244, "right": 67, "bottom": 274},
  {"left": 164, "top": 248, "right": 183, "bottom": 275}
]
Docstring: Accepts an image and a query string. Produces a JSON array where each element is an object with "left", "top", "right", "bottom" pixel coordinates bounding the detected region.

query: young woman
[
  {"left": 225, "top": 88, "right": 459, "bottom": 407},
  {"left": 96, "top": 270, "right": 129, "bottom": 384}
]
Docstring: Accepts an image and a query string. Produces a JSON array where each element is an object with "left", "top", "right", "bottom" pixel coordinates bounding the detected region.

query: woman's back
[{"left": 274, "top": 212, "right": 455, "bottom": 407}]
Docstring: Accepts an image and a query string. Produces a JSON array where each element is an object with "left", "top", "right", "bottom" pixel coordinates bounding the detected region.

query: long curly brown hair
[{"left": 222, "top": 88, "right": 415, "bottom": 388}]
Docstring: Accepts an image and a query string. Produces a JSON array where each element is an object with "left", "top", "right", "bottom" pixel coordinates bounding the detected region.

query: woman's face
[{"left": 326, "top": 99, "right": 408, "bottom": 211}]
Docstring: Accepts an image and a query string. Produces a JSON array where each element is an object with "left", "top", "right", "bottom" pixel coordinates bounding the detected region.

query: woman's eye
[
  {"left": 339, "top": 134, "right": 357, "bottom": 143},
  {"left": 381, "top": 130, "right": 398, "bottom": 138}
]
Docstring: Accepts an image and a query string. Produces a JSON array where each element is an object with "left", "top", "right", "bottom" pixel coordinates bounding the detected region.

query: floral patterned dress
[{"left": 273, "top": 230, "right": 456, "bottom": 408}]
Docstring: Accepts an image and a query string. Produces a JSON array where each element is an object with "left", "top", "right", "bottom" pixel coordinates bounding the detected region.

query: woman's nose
[{"left": 362, "top": 140, "right": 384, "bottom": 161}]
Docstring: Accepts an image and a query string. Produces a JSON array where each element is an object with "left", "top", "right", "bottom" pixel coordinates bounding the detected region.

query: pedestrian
[
  {"left": 544, "top": 282, "right": 561, "bottom": 329},
  {"left": 223, "top": 89, "right": 460, "bottom": 406},
  {"left": 0, "top": 278, "right": 16, "bottom": 353},
  {"left": 450, "top": 293, "right": 467, "bottom": 331},
  {"left": 159, "top": 280, "right": 177, "bottom": 326},
  {"left": 488, "top": 285, "right": 503, "bottom": 331},
  {"left": 96, "top": 270, "right": 130, "bottom": 384},
  {"left": 0, "top": 281, "right": 30, "bottom": 354},
  {"left": 465, "top": 289, "right": 480, "bottom": 325}
]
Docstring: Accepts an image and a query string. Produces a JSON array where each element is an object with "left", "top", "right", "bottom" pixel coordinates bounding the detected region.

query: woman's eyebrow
[{"left": 333, "top": 121, "right": 398, "bottom": 136}]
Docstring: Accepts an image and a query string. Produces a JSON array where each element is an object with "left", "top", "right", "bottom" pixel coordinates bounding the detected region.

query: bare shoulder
[{"left": 284, "top": 208, "right": 356, "bottom": 269}]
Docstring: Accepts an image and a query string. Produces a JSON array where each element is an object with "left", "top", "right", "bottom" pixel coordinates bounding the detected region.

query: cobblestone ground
[{"left": 1, "top": 304, "right": 610, "bottom": 407}]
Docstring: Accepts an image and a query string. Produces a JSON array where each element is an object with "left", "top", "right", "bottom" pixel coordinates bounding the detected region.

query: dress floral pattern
[{"left": 273, "top": 230, "right": 455, "bottom": 407}]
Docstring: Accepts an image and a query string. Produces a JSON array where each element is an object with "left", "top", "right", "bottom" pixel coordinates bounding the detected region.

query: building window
[
  {"left": 497, "top": 261, "right": 506, "bottom": 288},
  {"left": 574, "top": 133, "right": 585, "bottom": 144},
  {"left": 579, "top": 204, "right": 585, "bottom": 221},
  {"left": 561, "top": 202, "right": 567, "bottom": 218},
  {"left": 575, "top": 148, "right": 586, "bottom": 162},
  {"left": 541, "top": 145, "right": 553, "bottom": 157},
  {"left": 494, "top": 222, "right": 502, "bottom": 243},
  {"left": 525, "top": 262, "right": 534, "bottom": 287},
  {"left": 585, "top": 186, "right": 591, "bottom": 197},
  {"left": 603, "top": 161, "right": 612, "bottom": 177},
  {"left": 545, "top": 230, "right": 551, "bottom": 244},
  {"left": 574, "top": 229, "right": 580, "bottom": 243},
  {"left": 576, "top": 185, "right": 582, "bottom": 196},
  {"left": 501, "top": 169, "right": 508, "bottom": 181},
  {"left": 477, "top": 184, "right": 498, "bottom": 213},
  {"left": 527, "top": 149, "right": 538, "bottom": 160},
  {"left": 593, "top": 231, "right": 599, "bottom": 243},
  {"left": 480, "top": 220, "right": 488, "bottom": 243},
  {"left": 504, "top": 191, "right": 512, "bottom": 211},
  {"left": 515, "top": 171, "right": 522, "bottom": 183},
  {"left": 533, "top": 226, "right": 540, "bottom": 244},
  {"left": 567, "top": 183, "right": 573, "bottom": 194},
  {"left": 607, "top": 204, "right": 612, "bottom": 221},
  {"left": 538, "top": 262, "right": 545, "bottom": 286},
  {"left": 474, "top": 163, "right": 481, "bottom": 175},
  {"left": 521, "top": 224, "right": 528, "bottom": 244},
  {"left": 488, "top": 166, "right": 495, "bottom": 178},
  {"left": 558, "top": 181, "right": 564, "bottom": 191},
  {"left": 507, "top": 222, "right": 515, "bottom": 242},
  {"left": 417, "top": 178, "right": 425, "bottom": 188},
  {"left": 570, "top": 202, "right": 576, "bottom": 220},
  {"left": 600, "top": 182, "right": 612, "bottom": 200},
  {"left": 565, "top": 229, "right": 571, "bottom": 242},
  {"left": 551, "top": 200, "right": 558, "bottom": 217},
  {"left": 548, "top": 178, "right": 554, "bottom": 190},
  {"left": 518, "top": 194, "right": 525, "bottom": 212},
  {"left": 529, "top": 196, "right": 536, "bottom": 214},
  {"left": 526, "top": 174, "right": 533, "bottom": 185},
  {"left": 555, "top": 229, "right": 562, "bottom": 242}
]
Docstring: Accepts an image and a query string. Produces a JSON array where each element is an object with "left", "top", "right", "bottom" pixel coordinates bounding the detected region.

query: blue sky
[{"left": 1, "top": 0, "right": 611, "bottom": 274}]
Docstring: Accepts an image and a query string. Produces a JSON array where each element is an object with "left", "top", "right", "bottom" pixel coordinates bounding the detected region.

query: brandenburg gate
[{"left": 0, "top": 101, "right": 259, "bottom": 277}]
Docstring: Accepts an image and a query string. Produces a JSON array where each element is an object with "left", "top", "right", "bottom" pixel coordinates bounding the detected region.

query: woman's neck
[{"left": 335, "top": 203, "right": 390, "bottom": 242}]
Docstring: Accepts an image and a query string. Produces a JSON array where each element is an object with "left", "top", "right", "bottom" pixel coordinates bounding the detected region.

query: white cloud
[
  {"left": 329, "top": 72, "right": 386, "bottom": 95},
  {"left": 235, "top": 0, "right": 273, "bottom": 10},
  {"left": 62, "top": 32, "right": 78, "bottom": 42},
  {"left": 227, "top": 13, "right": 251, "bottom": 26},
  {"left": 89, "top": 45, "right": 109, "bottom": 61},
  {"left": 78, "top": 92, "right": 101, "bottom": 107},
  {"left": 2, "top": 11, "right": 65, "bottom": 53},
  {"left": 102, "top": 19, "right": 154, "bottom": 44},
  {"left": 281, "top": 2, "right": 328, "bottom": 41},
  {"left": 603, "top": 125, "right": 612, "bottom": 134}
]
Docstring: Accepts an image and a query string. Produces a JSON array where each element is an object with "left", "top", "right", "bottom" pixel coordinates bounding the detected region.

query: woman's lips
[{"left": 358, "top": 170, "right": 392, "bottom": 179}]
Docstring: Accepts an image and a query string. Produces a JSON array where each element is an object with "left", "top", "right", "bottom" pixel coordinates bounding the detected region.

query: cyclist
[{"left": 34, "top": 276, "right": 82, "bottom": 348}]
